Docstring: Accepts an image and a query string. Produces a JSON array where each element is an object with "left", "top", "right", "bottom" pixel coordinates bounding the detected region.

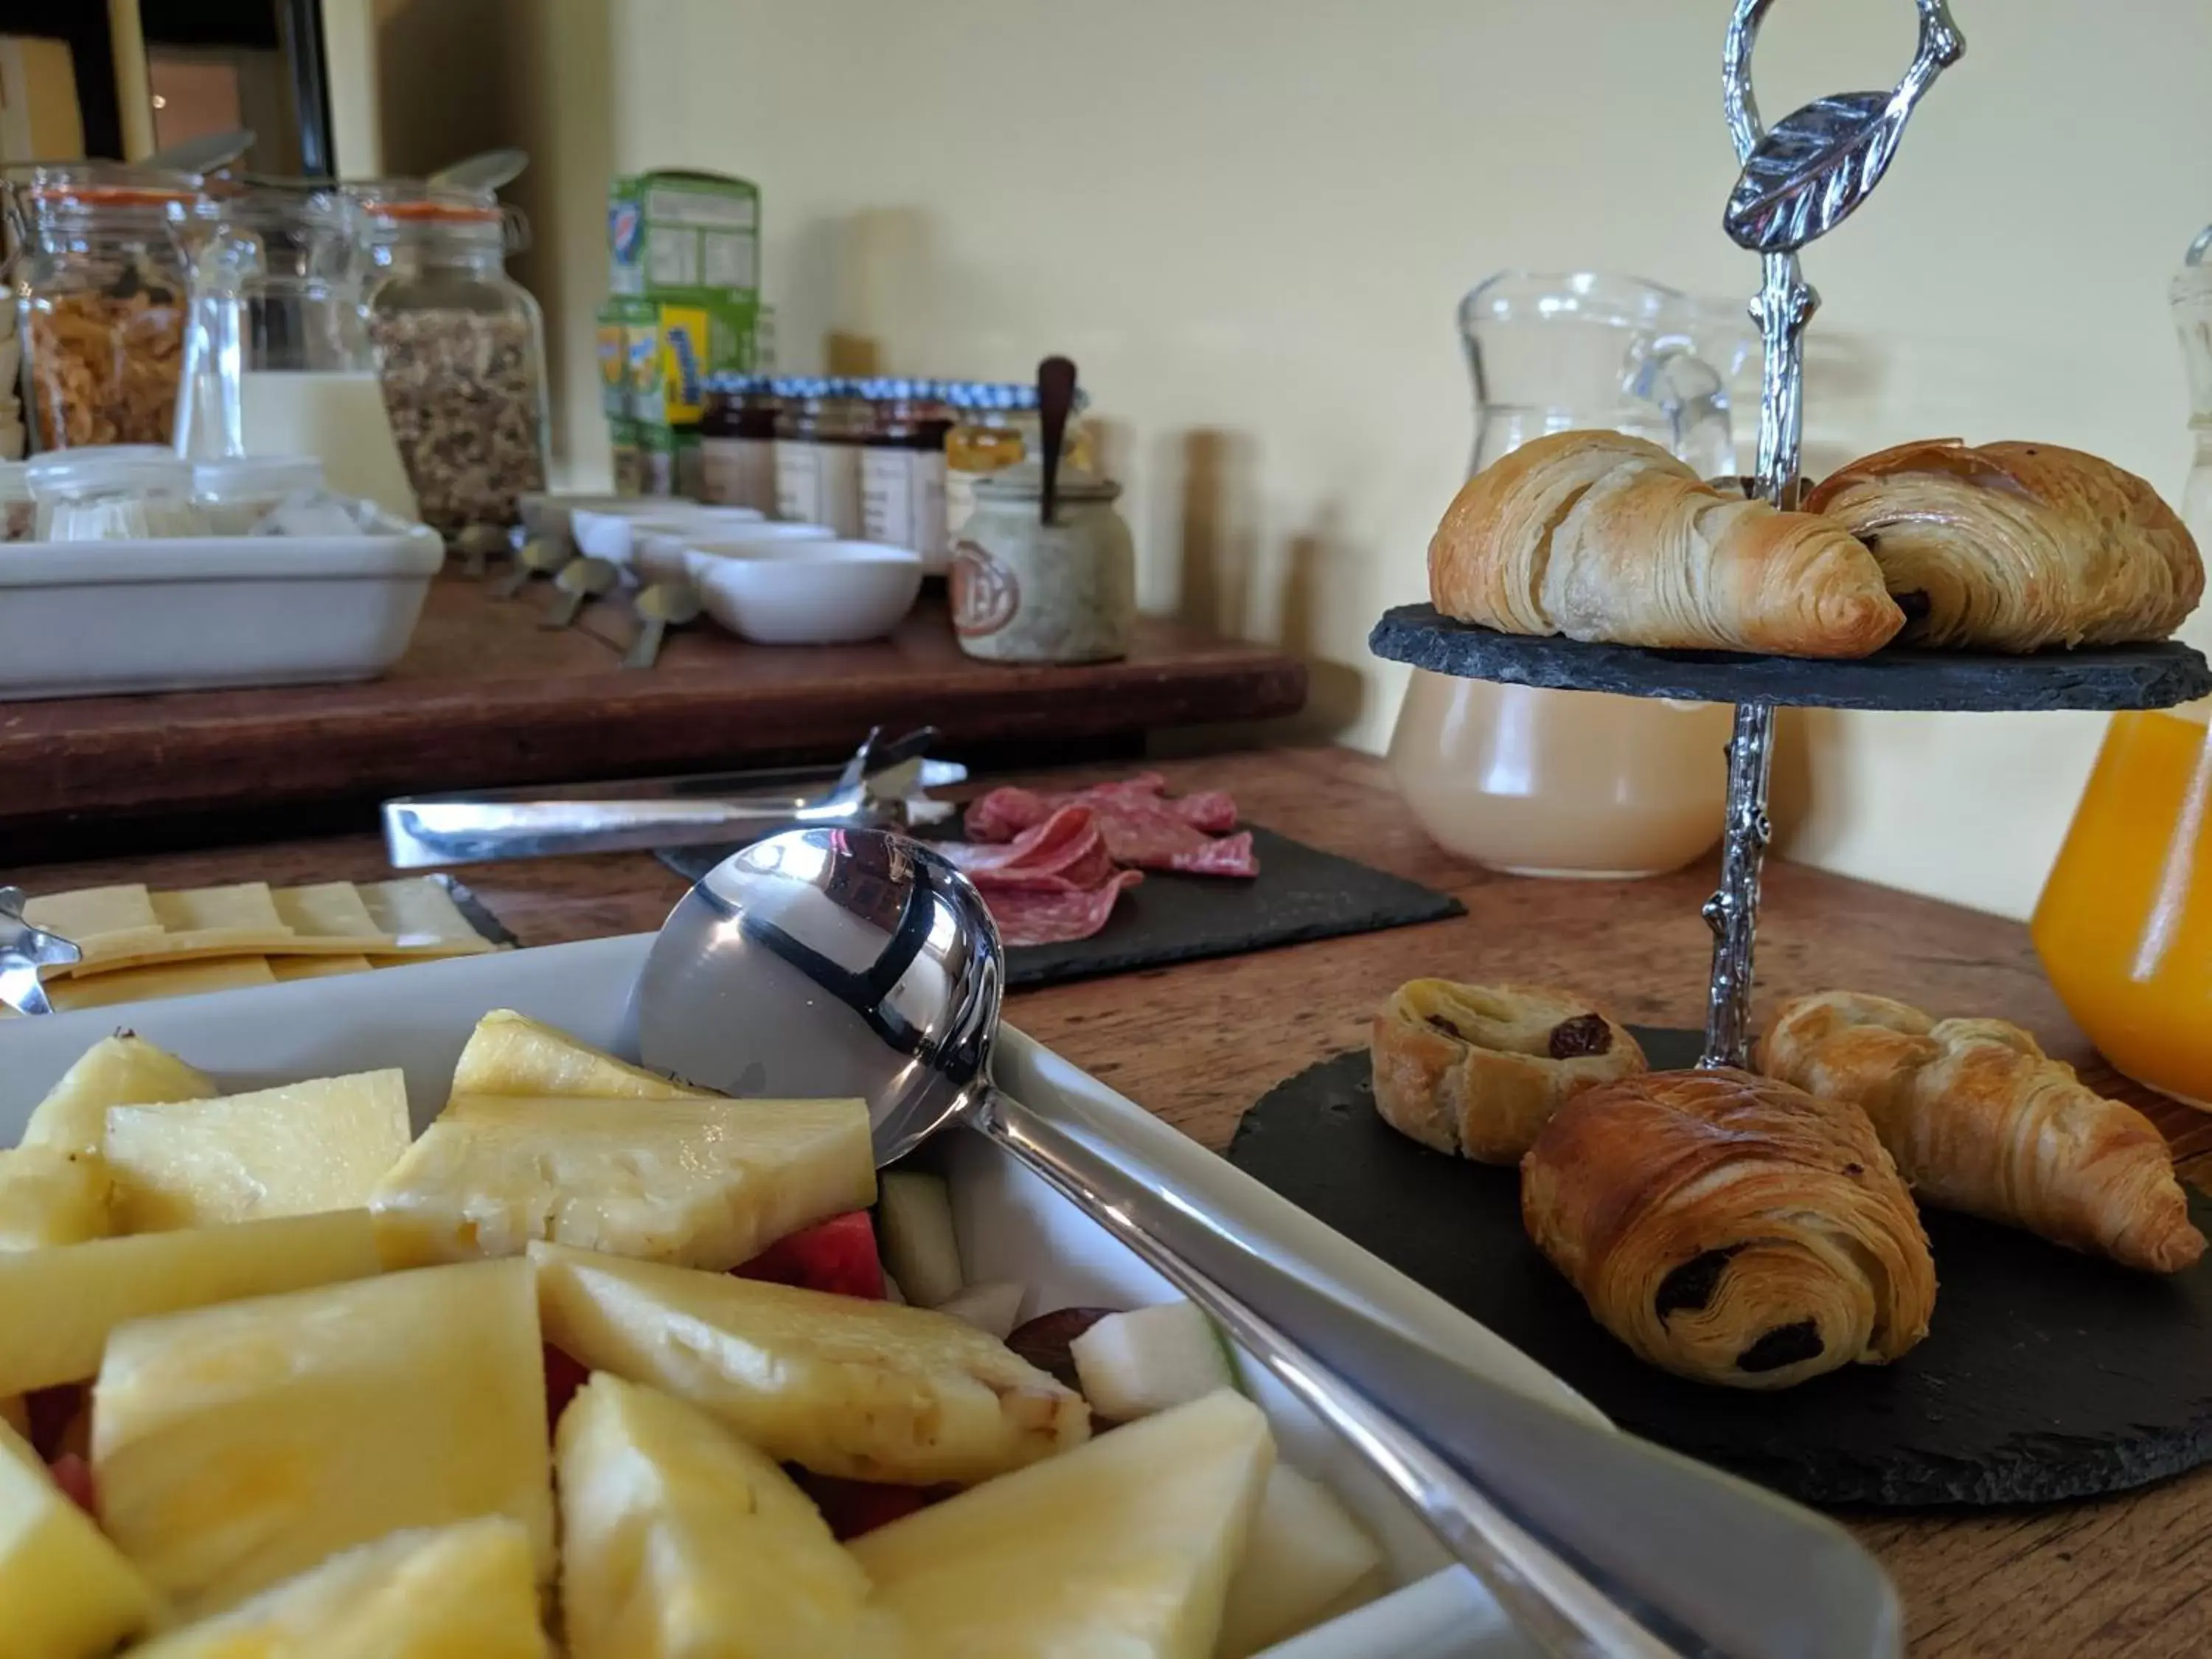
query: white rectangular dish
[
  {"left": 0, "top": 529, "right": 443, "bottom": 700},
  {"left": 0, "top": 936, "right": 1598, "bottom": 1656}
]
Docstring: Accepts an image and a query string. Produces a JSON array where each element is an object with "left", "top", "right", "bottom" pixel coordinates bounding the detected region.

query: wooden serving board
[
  {"left": 1228, "top": 1032, "right": 2212, "bottom": 1509},
  {"left": 0, "top": 578, "right": 1306, "bottom": 858}
]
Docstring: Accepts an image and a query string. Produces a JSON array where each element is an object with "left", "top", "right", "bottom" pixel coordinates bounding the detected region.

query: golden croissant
[
  {"left": 1802, "top": 439, "right": 2203, "bottom": 651},
  {"left": 1428, "top": 429, "right": 1905, "bottom": 658},
  {"left": 1760, "top": 991, "right": 2205, "bottom": 1273},
  {"left": 1521, "top": 1068, "right": 1936, "bottom": 1388}
]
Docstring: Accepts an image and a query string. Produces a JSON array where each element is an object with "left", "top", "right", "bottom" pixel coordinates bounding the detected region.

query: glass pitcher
[
  {"left": 178, "top": 184, "right": 418, "bottom": 521},
  {"left": 1387, "top": 272, "right": 1754, "bottom": 877},
  {"left": 2029, "top": 232, "right": 2212, "bottom": 1107}
]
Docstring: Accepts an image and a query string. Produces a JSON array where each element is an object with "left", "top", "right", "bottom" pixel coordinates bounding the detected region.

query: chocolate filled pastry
[
  {"left": 1369, "top": 980, "right": 1645, "bottom": 1163},
  {"left": 1427, "top": 428, "right": 1905, "bottom": 658},
  {"left": 1520, "top": 1068, "right": 1936, "bottom": 1389},
  {"left": 1761, "top": 991, "right": 2205, "bottom": 1273},
  {"left": 1802, "top": 439, "right": 2203, "bottom": 651}
]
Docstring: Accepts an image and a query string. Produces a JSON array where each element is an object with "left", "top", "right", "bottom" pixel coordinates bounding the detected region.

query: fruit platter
[{"left": 0, "top": 933, "right": 1579, "bottom": 1658}]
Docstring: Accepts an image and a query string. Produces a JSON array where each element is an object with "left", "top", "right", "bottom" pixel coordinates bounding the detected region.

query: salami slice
[
  {"left": 1164, "top": 829, "right": 1259, "bottom": 877},
  {"left": 935, "top": 807, "right": 1116, "bottom": 892},
  {"left": 987, "top": 869, "right": 1144, "bottom": 947},
  {"left": 962, "top": 778, "right": 1257, "bottom": 877}
]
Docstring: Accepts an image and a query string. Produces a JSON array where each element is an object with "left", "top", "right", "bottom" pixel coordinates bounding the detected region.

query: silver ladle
[{"left": 633, "top": 828, "right": 1903, "bottom": 1659}]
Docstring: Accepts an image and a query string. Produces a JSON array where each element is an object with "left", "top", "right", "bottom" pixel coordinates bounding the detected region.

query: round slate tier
[{"left": 1370, "top": 605, "right": 2212, "bottom": 713}]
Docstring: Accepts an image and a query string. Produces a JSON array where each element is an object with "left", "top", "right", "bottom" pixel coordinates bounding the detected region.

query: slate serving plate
[
  {"left": 1228, "top": 1027, "right": 2212, "bottom": 1509},
  {"left": 661, "top": 824, "right": 1464, "bottom": 988}
]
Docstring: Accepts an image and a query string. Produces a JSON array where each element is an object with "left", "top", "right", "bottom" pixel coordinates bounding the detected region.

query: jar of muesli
[
  {"left": 357, "top": 181, "right": 549, "bottom": 541},
  {"left": 8, "top": 162, "right": 197, "bottom": 451}
]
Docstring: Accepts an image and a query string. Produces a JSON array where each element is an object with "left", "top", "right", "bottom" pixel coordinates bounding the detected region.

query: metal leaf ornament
[
  {"left": 1724, "top": 0, "right": 1964, "bottom": 252},
  {"left": 0, "top": 885, "right": 80, "bottom": 1017}
]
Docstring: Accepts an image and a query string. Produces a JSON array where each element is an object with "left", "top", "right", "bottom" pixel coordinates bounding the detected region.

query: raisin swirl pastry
[
  {"left": 1521, "top": 1068, "right": 1937, "bottom": 1389},
  {"left": 1369, "top": 980, "right": 1645, "bottom": 1164}
]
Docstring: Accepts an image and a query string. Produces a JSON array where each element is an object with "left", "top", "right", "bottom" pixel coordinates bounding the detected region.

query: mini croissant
[
  {"left": 1761, "top": 991, "right": 2205, "bottom": 1273},
  {"left": 1428, "top": 430, "right": 1905, "bottom": 658}
]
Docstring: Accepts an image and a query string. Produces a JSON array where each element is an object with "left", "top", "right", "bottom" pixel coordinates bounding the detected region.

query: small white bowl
[
  {"left": 641, "top": 521, "right": 835, "bottom": 588},
  {"left": 517, "top": 492, "right": 630, "bottom": 551},
  {"left": 571, "top": 502, "right": 764, "bottom": 565},
  {"left": 693, "top": 539, "right": 924, "bottom": 644}
]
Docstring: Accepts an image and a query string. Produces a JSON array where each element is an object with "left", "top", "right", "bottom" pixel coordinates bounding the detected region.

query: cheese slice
[
  {"left": 271, "top": 954, "right": 377, "bottom": 982},
  {"left": 48, "top": 958, "right": 276, "bottom": 1012},
  {"left": 361, "top": 880, "right": 495, "bottom": 952},
  {"left": 153, "top": 883, "right": 289, "bottom": 934},
  {"left": 22, "top": 885, "right": 167, "bottom": 965},
  {"left": 275, "top": 883, "right": 384, "bottom": 939}
]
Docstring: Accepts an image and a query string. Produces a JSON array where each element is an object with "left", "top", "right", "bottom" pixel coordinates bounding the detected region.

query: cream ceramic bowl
[
  {"left": 570, "top": 502, "right": 764, "bottom": 566},
  {"left": 692, "top": 538, "right": 923, "bottom": 644},
  {"left": 636, "top": 520, "right": 835, "bottom": 588}
]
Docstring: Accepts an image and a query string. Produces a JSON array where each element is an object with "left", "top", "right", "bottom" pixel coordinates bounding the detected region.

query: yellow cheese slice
[
  {"left": 21, "top": 885, "right": 168, "bottom": 964},
  {"left": 274, "top": 883, "right": 384, "bottom": 939},
  {"left": 49, "top": 957, "right": 276, "bottom": 1012},
  {"left": 271, "top": 954, "right": 376, "bottom": 982},
  {"left": 152, "top": 883, "right": 288, "bottom": 935},
  {"left": 361, "top": 879, "right": 498, "bottom": 954}
]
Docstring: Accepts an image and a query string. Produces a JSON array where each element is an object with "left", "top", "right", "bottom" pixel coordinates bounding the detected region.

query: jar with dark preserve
[
  {"left": 772, "top": 376, "right": 869, "bottom": 536},
  {"left": 858, "top": 377, "right": 954, "bottom": 567},
  {"left": 698, "top": 372, "right": 779, "bottom": 512}
]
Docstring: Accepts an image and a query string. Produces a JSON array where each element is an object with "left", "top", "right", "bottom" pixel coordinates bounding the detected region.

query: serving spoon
[{"left": 633, "top": 827, "right": 1902, "bottom": 1659}]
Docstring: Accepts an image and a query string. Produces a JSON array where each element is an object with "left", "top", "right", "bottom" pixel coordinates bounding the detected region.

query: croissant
[
  {"left": 1760, "top": 991, "right": 2205, "bottom": 1273},
  {"left": 1369, "top": 979, "right": 1646, "bottom": 1164},
  {"left": 1428, "top": 429, "right": 1905, "bottom": 658},
  {"left": 1802, "top": 439, "right": 2204, "bottom": 651},
  {"left": 1521, "top": 1068, "right": 1935, "bottom": 1388}
]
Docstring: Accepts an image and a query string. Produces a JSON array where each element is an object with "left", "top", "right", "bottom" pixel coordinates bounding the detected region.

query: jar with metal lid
[
  {"left": 355, "top": 181, "right": 550, "bottom": 540},
  {"left": 772, "top": 375, "right": 869, "bottom": 536},
  {"left": 192, "top": 453, "right": 324, "bottom": 533},
  {"left": 951, "top": 456, "right": 1133, "bottom": 663},
  {"left": 28, "top": 445, "right": 204, "bottom": 540},
  {"left": 858, "top": 378, "right": 953, "bottom": 568},
  {"left": 698, "top": 372, "right": 780, "bottom": 512},
  {"left": 8, "top": 162, "right": 197, "bottom": 450},
  {"left": 942, "top": 380, "right": 1094, "bottom": 538}
]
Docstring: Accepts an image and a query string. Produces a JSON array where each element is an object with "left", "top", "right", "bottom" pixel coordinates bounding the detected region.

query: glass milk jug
[
  {"left": 1387, "top": 271, "right": 1752, "bottom": 877},
  {"left": 2028, "top": 232, "right": 2212, "bottom": 1107},
  {"left": 178, "top": 184, "right": 418, "bottom": 521}
]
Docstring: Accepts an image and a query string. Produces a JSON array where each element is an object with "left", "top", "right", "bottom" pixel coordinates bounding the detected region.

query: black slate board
[
  {"left": 658, "top": 825, "right": 1463, "bottom": 989},
  {"left": 1370, "top": 603, "right": 2212, "bottom": 712},
  {"left": 1228, "top": 1030, "right": 2212, "bottom": 1509}
]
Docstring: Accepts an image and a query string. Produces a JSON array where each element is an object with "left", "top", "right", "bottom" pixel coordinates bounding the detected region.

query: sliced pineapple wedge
[
  {"left": 94, "top": 1257, "right": 554, "bottom": 1617},
  {"left": 126, "top": 1517, "right": 548, "bottom": 1659},
  {"left": 371, "top": 1093, "right": 874, "bottom": 1271},
  {"left": 0, "top": 1208, "right": 383, "bottom": 1396},
  {"left": 450, "top": 1009, "right": 713, "bottom": 1102},
  {"left": 103, "top": 1070, "right": 412, "bottom": 1232},
  {"left": 853, "top": 1388, "right": 1271, "bottom": 1659},
  {"left": 532, "top": 1242, "right": 1088, "bottom": 1485},
  {"left": 21, "top": 1034, "right": 215, "bottom": 1158},
  {"left": 0, "top": 1417, "right": 162, "bottom": 1659},
  {"left": 557, "top": 1373, "right": 894, "bottom": 1659},
  {"left": 0, "top": 1147, "right": 113, "bottom": 1249}
]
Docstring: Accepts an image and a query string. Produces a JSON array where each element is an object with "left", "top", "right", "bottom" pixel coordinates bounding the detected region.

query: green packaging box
[{"left": 608, "top": 169, "right": 759, "bottom": 300}]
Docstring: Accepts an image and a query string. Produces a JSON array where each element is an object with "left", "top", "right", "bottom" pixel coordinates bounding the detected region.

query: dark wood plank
[
  {"left": 12, "top": 742, "right": 2210, "bottom": 1657},
  {"left": 0, "top": 577, "right": 1306, "bottom": 852}
]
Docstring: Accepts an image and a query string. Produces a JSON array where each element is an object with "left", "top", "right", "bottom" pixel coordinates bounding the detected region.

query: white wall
[{"left": 599, "top": 0, "right": 2205, "bottom": 916}]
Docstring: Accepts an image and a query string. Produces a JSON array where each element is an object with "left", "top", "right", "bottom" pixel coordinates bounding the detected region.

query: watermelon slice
[
  {"left": 734, "top": 1210, "right": 885, "bottom": 1300},
  {"left": 543, "top": 1343, "right": 591, "bottom": 1424},
  {"left": 47, "top": 1450, "right": 97, "bottom": 1517}
]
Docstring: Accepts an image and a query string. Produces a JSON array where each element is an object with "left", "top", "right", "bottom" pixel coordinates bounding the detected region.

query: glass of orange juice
[{"left": 2031, "top": 698, "right": 2212, "bottom": 1107}]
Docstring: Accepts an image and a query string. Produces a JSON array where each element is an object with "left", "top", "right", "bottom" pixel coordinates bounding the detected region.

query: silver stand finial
[
  {"left": 0, "top": 887, "right": 80, "bottom": 1017},
  {"left": 1699, "top": 0, "right": 1964, "bottom": 1069}
]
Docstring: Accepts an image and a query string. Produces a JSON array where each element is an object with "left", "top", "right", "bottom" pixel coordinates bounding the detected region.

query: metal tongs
[
  {"left": 382, "top": 728, "right": 965, "bottom": 870},
  {"left": 0, "top": 886, "right": 82, "bottom": 1017}
]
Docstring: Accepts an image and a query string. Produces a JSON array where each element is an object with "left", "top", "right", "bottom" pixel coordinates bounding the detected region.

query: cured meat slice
[
  {"left": 934, "top": 807, "right": 1116, "bottom": 892},
  {"left": 963, "top": 779, "right": 1256, "bottom": 878},
  {"left": 1164, "top": 830, "right": 1259, "bottom": 878},
  {"left": 987, "top": 870, "right": 1144, "bottom": 947},
  {"left": 965, "top": 775, "right": 1239, "bottom": 841}
]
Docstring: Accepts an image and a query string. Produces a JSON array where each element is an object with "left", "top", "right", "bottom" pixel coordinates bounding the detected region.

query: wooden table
[
  {"left": 0, "top": 577, "right": 1305, "bottom": 859},
  {"left": 14, "top": 744, "right": 2204, "bottom": 1657}
]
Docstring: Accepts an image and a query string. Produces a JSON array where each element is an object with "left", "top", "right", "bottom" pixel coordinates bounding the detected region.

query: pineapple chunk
[
  {"left": 451, "top": 1009, "right": 713, "bottom": 1102},
  {"left": 532, "top": 1242, "right": 1088, "bottom": 1485},
  {"left": 852, "top": 1389, "right": 1273, "bottom": 1659},
  {"left": 0, "top": 1147, "right": 113, "bottom": 1249},
  {"left": 94, "top": 1257, "right": 554, "bottom": 1615},
  {"left": 21, "top": 1034, "right": 216, "bottom": 1158},
  {"left": 0, "top": 1208, "right": 382, "bottom": 1396},
  {"left": 0, "top": 1417, "right": 161, "bottom": 1658},
  {"left": 103, "top": 1069, "right": 412, "bottom": 1232},
  {"left": 557, "top": 1374, "right": 892, "bottom": 1659},
  {"left": 127, "top": 1518, "right": 547, "bottom": 1658},
  {"left": 372, "top": 1094, "right": 874, "bottom": 1270}
]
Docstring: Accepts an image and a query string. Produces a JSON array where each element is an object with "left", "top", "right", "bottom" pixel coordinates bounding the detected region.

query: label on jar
[
  {"left": 860, "top": 448, "right": 947, "bottom": 566},
  {"left": 945, "top": 467, "right": 988, "bottom": 539},
  {"left": 702, "top": 436, "right": 776, "bottom": 512},
  {"left": 779, "top": 439, "right": 863, "bottom": 535}
]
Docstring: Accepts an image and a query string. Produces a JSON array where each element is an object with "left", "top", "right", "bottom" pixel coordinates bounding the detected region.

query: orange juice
[{"left": 2031, "top": 700, "right": 2212, "bottom": 1107}]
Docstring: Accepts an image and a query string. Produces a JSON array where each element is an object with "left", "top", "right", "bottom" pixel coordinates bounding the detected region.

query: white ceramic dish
[
  {"left": 516, "top": 492, "right": 630, "bottom": 555},
  {"left": 0, "top": 528, "right": 443, "bottom": 700},
  {"left": 0, "top": 935, "right": 1592, "bottom": 1657},
  {"left": 635, "top": 519, "right": 834, "bottom": 588},
  {"left": 692, "top": 538, "right": 924, "bottom": 644},
  {"left": 570, "top": 501, "right": 764, "bottom": 566}
]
